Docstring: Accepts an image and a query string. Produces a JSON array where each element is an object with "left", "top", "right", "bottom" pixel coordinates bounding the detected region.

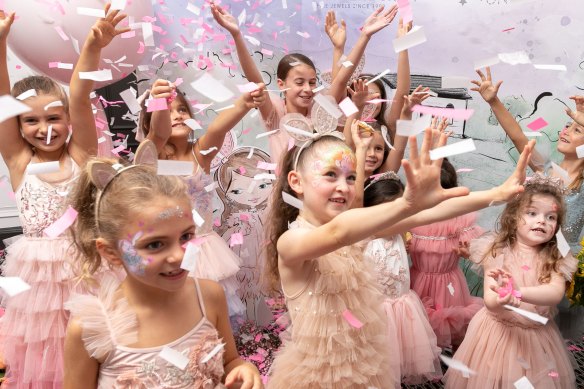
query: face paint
[
  {"left": 119, "top": 238, "right": 147, "bottom": 275},
  {"left": 309, "top": 144, "right": 356, "bottom": 187},
  {"left": 156, "top": 206, "right": 185, "bottom": 220}
]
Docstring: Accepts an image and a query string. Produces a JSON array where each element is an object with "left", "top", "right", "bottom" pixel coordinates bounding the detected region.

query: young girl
[
  {"left": 211, "top": 2, "right": 398, "bottom": 164},
  {"left": 264, "top": 118, "right": 537, "bottom": 387},
  {"left": 408, "top": 158, "right": 484, "bottom": 349},
  {"left": 214, "top": 147, "right": 274, "bottom": 324},
  {"left": 139, "top": 80, "right": 266, "bottom": 319},
  {"left": 362, "top": 172, "right": 442, "bottom": 385},
  {"left": 444, "top": 176, "right": 577, "bottom": 388},
  {"left": 64, "top": 140, "right": 262, "bottom": 388},
  {"left": 0, "top": 6, "right": 126, "bottom": 386}
]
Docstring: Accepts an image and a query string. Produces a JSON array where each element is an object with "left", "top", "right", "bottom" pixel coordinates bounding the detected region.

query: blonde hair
[
  {"left": 12, "top": 76, "right": 69, "bottom": 115},
  {"left": 487, "top": 182, "right": 565, "bottom": 284},
  {"left": 70, "top": 157, "right": 189, "bottom": 275}
]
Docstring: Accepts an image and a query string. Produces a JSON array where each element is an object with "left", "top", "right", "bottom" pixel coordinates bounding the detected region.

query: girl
[
  {"left": 362, "top": 172, "right": 442, "bottom": 385},
  {"left": 472, "top": 67, "right": 584, "bottom": 337},
  {"left": 211, "top": 2, "right": 398, "bottom": 164},
  {"left": 139, "top": 80, "right": 266, "bottom": 319},
  {"left": 264, "top": 121, "right": 533, "bottom": 387},
  {"left": 444, "top": 176, "right": 577, "bottom": 388},
  {"left": 215, "top": 147, "right": 274, "bottom": 325},
  {"left": 0, "top": 6, "right": 126, "bottom": 387},
  {"left": 64, "top": 140, "right": 262, "bottom": 388},
  {"left": 408, "top": 158, "right": 484, "bottom": 349}
]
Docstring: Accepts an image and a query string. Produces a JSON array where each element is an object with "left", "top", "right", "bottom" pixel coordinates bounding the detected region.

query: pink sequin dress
[
  {"left": 0, "top": 158, "right": 80, "bottom": 388},
  {"left": 268, "top": 217, "right": 398, "bottom": 389},
  {"left": 65, "top": 276, "right": 227, "bottom": 388},
  {"left": 183, "top": 166, "right": 245, "bottom": 317},
  {"left": 443, "top": 233, "right": 577, "bottom": 388},
  {"left": 364, "top": 235, "right": 442, "bottom": 385},
  {"left": 409, "top": 213, "right": 484, "bottom": 348}
]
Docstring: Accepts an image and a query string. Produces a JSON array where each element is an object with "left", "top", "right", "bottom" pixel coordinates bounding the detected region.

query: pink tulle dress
[
  {"left": 268, "top": 217, "right": 398, "bottom": 389},
  {"left": 261, "top": 94, "right": 302, "bottom": 164},
  {"left": 364, "top": 235, "right": 442, "bottom": 385},
  {"left": 183, "top": 165, "right": 245, "bottom": 317},
  {"left": 443, "top": 233, "right": 577, "bottom": 388},
  {"left": 0, "top": 158, "right": 80, "bottom": 388},
  {"left": 65, "top": 276, "right": 227, "bottom": 388},
  {"left": 409, "top": 213, "right": 484, "bottom": 348}
]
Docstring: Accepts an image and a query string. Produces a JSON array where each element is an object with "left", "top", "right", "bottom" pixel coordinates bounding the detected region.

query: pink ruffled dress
[
  {"left": 183, "top": 166, "right": 245, "bottom": 317},
  {"left": 443, "top": 233, "right": 577, "bottom": 388},
  {"left": 65, "top": 277, "right": 227, "bottom": 388},
  {"left": 268, "top": 217, "right": 398, "bottom": 389},
  {"left": 0, "top": 158, "right": 80, "bottom": 388},
  {"left": 409, "top": 213, "right": 484, "bottom": 348},
  {"left": 364, "top": 235, "right": 442, "bottom": 385},
  {"left": 261, "top": 94, "right": 303, "bottom": 164}
]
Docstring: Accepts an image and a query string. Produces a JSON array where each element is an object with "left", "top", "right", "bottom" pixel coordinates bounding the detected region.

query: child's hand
[
  {"left": 325, "top": 10, "right": 346, "bottom": 50},
  {"left": 492, "top": 139, "right": 535, "bottom": 203},
  {"left": 402, "top": 85, "right": 432, "bottom": 113},
  {"left": 452, "top": 240, "right": 470, "bottom": 259},
  {"left": 150, "top": 79, "right": 176, "bottom": 100},
  {"left": 350, "top": 119, "right": 374, "bottom": 151},
  {"left": 0, "top": 10, "right": 15, "bottom": 41},
  {"left": 361, "top": 5, "right": 398, "bottom": 38},
  {"left": 211, "top": 3, "right": 241, "bottom": 36},
  {"left": 396, "top": 17, "right": 413, "bottom": 38},
  {"left": 470, "top": 67, "right": 502, "bottom": 104},
  {"left": 401, "top": 129, "right": 470, "bottom": 212},
  {"left": 242, "top": 83, "right": 267, "bottom": 109},
  {"left": 488, "top": 268, "right": 521, "bottom": 307},
  {"left": 87, "top": 3, "right": 130, "bottom": 49},
  {"left": 569, "top": 95, "right": 584, "bottom": 112},
  {"left": 224, "top": 361, "right": 264, "bottom": 389},
  {"left": 566, "top": 96, "right": 584, "bottom": 127},
  {"left": 429, "top": 117, "right": 451, "bottom": 148},
  {"left": 347, "top": 79, "right": 376, "bottom": 112}
]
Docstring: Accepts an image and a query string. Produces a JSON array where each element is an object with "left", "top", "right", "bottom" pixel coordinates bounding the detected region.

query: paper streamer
[{"left": 44, "top": 206, "right": 78, "bottom": 238}]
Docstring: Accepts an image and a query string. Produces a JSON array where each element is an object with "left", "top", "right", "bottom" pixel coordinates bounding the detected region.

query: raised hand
[
  {"left": 325, "top": 10, "right": 346, "bottom": 49},
  {"left": 396, "top": 17, "right": 413, "bottom": 38},
  {"left": 402, "top": 85, "right": 431, "bottom": 113},
  {"left": 488, "top": 268, "right": 521, "bottom": 307},
  {"left": 0, "top": 10, "right": 15, "bottom": 41},
  {"left": 401, "top": 129, "right": 470, "bottom": 212},
  {"left": 150, "top": 79, "right": 176, "bottom": 100},
  {"left": 210, "top": 2, "right": 240, "bottom": 36},
  {"left": 361, "top": 5, "right": 398, "bottom": 37},
  {"left": 348, "top": 79, "right": 377, "bottom": 112},
  {"left": 350, "top": 119, "right": 374, "bottom": 150},
  {"left": 491, "top": 139, "right": 535, "bottom": 202},
  {"left": 224, "top": 362, "right": 263, "bottom": 389},
  {"left": 87, "top": 3, "right": 130, "bottom": 49},
  {"left": 470, "top": 67, "right": 502, "bottom": 104},
  {"left": 566, "top": 96, "right": 584, "bottom": 126},
  {"left": 242, "top": 83, "right": 267, "bottom": 109}
]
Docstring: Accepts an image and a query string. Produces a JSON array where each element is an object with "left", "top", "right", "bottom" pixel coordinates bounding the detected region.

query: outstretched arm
[
  {"left": 63, "top": 319, "right": 99, "bottom": 389},
  {"left": 350, "top": 119, "right": 373, "bottom": 209},
  {"left": 278, "top": 129, "right": 470, "bottom": 268},
  {"left": 324, "top": 10, "right": 347, "bottom": 81},
  {"left": 566, "top": 95, "right": 584, "bottom": 127},
  {"left": 328, "top": 5, "right": 398, "bottom": 103},
  {"left": 471, "top": 67, "right": 540, "bottom": 172},
  {"left": 145, "top": 79, "right": 175, "bottom": 153},
  {"left": 69, "top": 3, "right": 129, "bottom": 165},
  {"left": 210, "top": 3, "right": 273, "bottom": 120},
  {"left": 0, "top": 11, "right": 31, "bottom": 178},
  {"left": 195, "top": 84, "right": 266, "bottom": 173}
]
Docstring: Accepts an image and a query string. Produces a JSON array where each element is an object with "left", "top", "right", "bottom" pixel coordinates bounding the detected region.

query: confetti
[
  {"left": 159, "top": 346, "right": 189, "bottom": 370},
  {"left": 44, "top": 206, "right": 78, "bottom": 238},
  {"left": 342, "top": 309, "right": 364, "bottom": 329}
]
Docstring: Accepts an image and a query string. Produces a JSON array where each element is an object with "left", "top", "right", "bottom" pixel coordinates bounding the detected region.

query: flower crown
[
  {"left": 364, "top": 171, "right": 401, "bottom": 191},
  {"left": 524, "top": 173, "right": 568, "bottom": 195}
]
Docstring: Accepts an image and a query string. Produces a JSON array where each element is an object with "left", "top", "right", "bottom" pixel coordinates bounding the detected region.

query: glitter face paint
[
  {"left": 156, "top": 206, "right": 185, "bottom": 220},
  {"left": 309, "top": 144, "right": 356, "bottom": 187},
  {"left": 118, "top": 231, "right": 150, "bottom": 276}
]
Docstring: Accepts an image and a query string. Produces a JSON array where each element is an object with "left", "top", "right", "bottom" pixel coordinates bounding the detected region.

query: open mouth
[
  {"left": 329, "top": 198, "right": 346, "bottom": 204},
  {"left": 172, "top": 122, "right": 187, "bottom": 128},
  {"left": 531, "top": 227, "right": 546, "bottom": 233},
  {"left": 160, "top": 269, "right": 187, "bottom": 279}
]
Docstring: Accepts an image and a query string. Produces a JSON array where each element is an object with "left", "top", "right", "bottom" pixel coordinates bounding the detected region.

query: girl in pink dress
[
  {"left": 139, "top": 80, "right": 266, "bottom": 318},
  {"left": 409, "top": 159, "right": 484, "bottom": 349},
  {"left": 444, "top": 175, "right": 577, "bottom": 388},
  {"left": 64, "top": 141, "right": 262, "bottom": 388},
  {"left": 0, "top": 6, "right": 126, "bottom": 387}
]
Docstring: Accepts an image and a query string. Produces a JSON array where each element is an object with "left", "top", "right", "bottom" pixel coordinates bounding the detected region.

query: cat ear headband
[
  {"left": 280, "top": 94, "right": 346, "bottom": 170},
  {"left": 90, "top": 140, "right": 158, "bottom": 232}
]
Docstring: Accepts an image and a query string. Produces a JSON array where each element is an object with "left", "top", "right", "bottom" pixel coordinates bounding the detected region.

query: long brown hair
[{"left": 487, "top": 181, "right": 565, "bottom": 283}]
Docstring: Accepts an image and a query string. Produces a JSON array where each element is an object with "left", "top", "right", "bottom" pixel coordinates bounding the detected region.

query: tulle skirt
[
  {"left": 383, "top": 291, "right": 442, "bottom": 385},
  {"left": 0, "top": 236, "right": 78, "bottom": 389},
  {"left": 444, "top": 308, "right": 576, "bottom": 388},
  {"left": 190, "top": 231, "right": 245, "bottom": 317}
]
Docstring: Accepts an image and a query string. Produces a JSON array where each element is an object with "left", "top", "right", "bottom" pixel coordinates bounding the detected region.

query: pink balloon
[{"left": 5, "top": 0, "right": 152, "bottom": 87}]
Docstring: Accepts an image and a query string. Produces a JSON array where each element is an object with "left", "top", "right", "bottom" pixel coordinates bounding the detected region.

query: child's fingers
[
  {"left": 475, "top": 69, "right": 486, "bottom": 81},
  {"left": 112, "top": 12, "right": 127, "bottom": 26},
  {"left": 486, "top": 66, "right": 493, "bottom": 80}
]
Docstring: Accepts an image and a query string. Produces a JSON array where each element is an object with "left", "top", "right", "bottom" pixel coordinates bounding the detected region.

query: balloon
[{"left": 4, "top": 0, "right": 152, "bottom": 87}]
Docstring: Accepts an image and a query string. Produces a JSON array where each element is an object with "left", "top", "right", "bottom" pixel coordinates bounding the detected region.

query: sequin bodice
[
  {"left": 183, "top": 169, "right": 214, "bottom": 235},
  {"left": 563, "top": 187, "right": 584, "bottom": 252},
  {"left": 15, "top": 160, "right": 79, "bottom": 237},
  {"left": 364, "top": 236, "right": 410, "bottom": 299}
]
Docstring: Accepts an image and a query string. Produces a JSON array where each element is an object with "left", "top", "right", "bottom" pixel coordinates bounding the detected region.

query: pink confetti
[
  {"left": 261, "top": 48, "right": 273, "bottom": 56},
  {"left": 342, "top": 309, "right": 364, "bottom": 329},
  {"left": 526, "top": 117, "right": 548, "bottom": 131},
  {"left": 137, "top": 41, "right": 145, "bottom": 54},
  {"left": 240, "top": 213, "right": 250, "bottom": 222},
  {"left": 239, "top": 166, "right": 247, "bottom": 175},
  {"left": 412, "top": 105, "right": 474, "bottom": 121},
  {"left": 146, "top": 98, "right": 168, "bottom": 112},
  {"left": 121, "top": 30, "right": 136, "bottom": 39},
  {"left": 230, "top": 232, "right": 244, "bottom": 247},
  {"left": 502, "top": 27, "right": 515, "bottom": 32},
  {"left": 288, "top": 138, "right": 295, "bottom": 151},
  {"left": 242, "top": 128, "right": 252, "bottom": 135},
  {"left": 548, "top": 371, "right": 559, "bottom": 378},
  {"left": 54, "top": 26, "right": 69, "bottom": 41},
  {"left": 237, "top": 82, "right": 260, "bottom": 93},
  {"left": 44, "top": 206, "right": 78, "bottom": 238},
  {"left": 568, "top": 345, "right": 582, "bottom": 351},
  {"left": 521, "top": 265, "right": 530, "bottom": 271},
  {"left": 296, "top": 31, "right": 310, "bottom": 39},
  {"left": 257, "top": 161, "right": 277, "bottom": 170},
  {"left": 213, "top": 219, "right": 221, "bottom": 227}
]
